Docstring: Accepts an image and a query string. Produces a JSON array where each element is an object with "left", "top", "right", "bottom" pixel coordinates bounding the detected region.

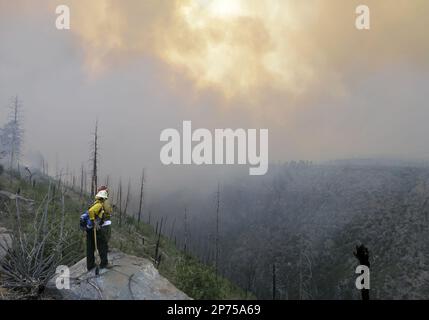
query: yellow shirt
[
  {"left": 88, "top": 200, "right": 104, "bottom": 221},
  {"left": 103, "top": 199, "right": 113, "bottom": 217}
]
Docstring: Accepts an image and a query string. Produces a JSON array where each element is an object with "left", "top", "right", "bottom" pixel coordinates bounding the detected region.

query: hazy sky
[{"left": 0, "top": 0, "right": 428, "bottom": 193}]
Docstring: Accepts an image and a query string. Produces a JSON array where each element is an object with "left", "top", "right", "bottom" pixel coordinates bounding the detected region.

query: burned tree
[
  {"left": 90, "top": 120, "right": 99, "bottom": 198},
  {"left": 215, "top": 183, "right": 220, "bottom": 279},
  {"left": 155, "top": 216, "right": 164, "bottom": 266},
  {"left": 24, "top": 166, "right": 34, "bottom": 185},
  {"left": 184, "top": 207, "right": 188, "bottom": 254},
  {"left": 79, "top": 163, "right": 85, "bottom": 199},
  {"left": 1, "top": 96, "right": 24, "bottom": 173},
  {"left": 137, "top": 169, "right": 145, "bottom": 225},
  {"left": 170, "top": 217, "right": 176, "bottom": 240},
  {"left": 117, "top": 179, "right": 123, "bottom": 227},
  {"left": 123, "top": 178, "right": 131, "bottom": 220}
]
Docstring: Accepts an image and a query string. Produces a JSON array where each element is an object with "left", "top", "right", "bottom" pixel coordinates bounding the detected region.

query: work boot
[{"left": 100, "top": 263, "right": 114, "bottom": 270}]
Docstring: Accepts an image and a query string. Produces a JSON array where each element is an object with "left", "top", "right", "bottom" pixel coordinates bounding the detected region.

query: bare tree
[
  {"left": 72, "top": 171, "right": 76, "bottom": 190},
  {"left": 60, "top": 187, "right": 66, "bottom": 243},
  {"left": 117, "top": 179, "right": 123, "bottom": 227},
  {"left": 137, "top": 169, "right": 145, "bottom": 225},
  {"left": 79, "top": 163, "right": 84, "bottom": 199},
  {"left": 1, "top": 95, "right": 24, "bottom": 173},
  {"left": 41, "top": 157, "right": 45, "bottom": 175},
  {"left": 90, "top": 120, "right": 99, "bottom": 198},
  {"left": 24, "top": 166, "right": 34, "bottom": 185},
  {"left": 170, "top": 217, "right": 176, "bottom": 240},
  {"left": 184, "top": 207, "right": 188, "bottom": 254},
  {"left": 123, "top": 178, "right": 131, "bottom": 220},
  {"left": 298, "top": 236, "right": 314, "bottom": 300},
  {"left": 215, "top": 183, "right": 220, "bottom": 279},
  {"left": 155, "top": 216, "right": 163, "bottom": 265}
]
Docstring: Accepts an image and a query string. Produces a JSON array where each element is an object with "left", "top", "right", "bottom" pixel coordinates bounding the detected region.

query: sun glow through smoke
[
  {"left": 51, "top": 0, "right": 429, "bottom": 105},
  {"left": 203, "top": 0, "right": 244, "bottom": 17}
]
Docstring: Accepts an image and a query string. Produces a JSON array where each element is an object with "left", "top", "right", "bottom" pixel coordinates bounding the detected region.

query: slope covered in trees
[
  {"left": 153, "top": 161, "right": 429, "bottom": 299},
  {"left": 222, "top": 162, "right": 429, "bottom": 299},
  {"left": 0, "top": 168, "right": 247, "bottom": 299}
]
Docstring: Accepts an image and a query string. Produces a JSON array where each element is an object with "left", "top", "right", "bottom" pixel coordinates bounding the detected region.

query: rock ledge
[{"left": 47, "top": 250, "right": 190, "bottom": 300}]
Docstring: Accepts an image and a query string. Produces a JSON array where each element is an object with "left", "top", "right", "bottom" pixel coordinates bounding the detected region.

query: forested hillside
[
  {"left": 0, "top": 167, "right": 247, "bottom": 300},
  {"left": 155, "top": 161, "right": 429, "bottom": 299},
  {"left": 3, "top": 157, "right": 429, "bottom": 300}
]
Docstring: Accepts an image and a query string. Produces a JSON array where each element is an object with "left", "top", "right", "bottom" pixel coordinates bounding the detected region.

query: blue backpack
[{"left": 79, "top": 211, "right": 93, "bottom": 231}]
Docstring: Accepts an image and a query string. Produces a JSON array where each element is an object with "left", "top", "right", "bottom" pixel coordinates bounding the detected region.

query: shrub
[
  {"left": 0, "top": 189, "right": 81, "bottom": 298},
  {"left": 176, "top": 256, "right": 225, "bottom": 299}
]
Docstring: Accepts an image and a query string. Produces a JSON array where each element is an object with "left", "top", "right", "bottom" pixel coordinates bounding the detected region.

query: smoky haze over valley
[
  {"left": 1, "top": 0, "right": 429, "bottom": 301},
  {"left": 1, "top": 0, "right": 428, "bottom": 196}
]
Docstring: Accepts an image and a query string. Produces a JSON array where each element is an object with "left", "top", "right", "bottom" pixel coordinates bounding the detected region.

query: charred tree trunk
[
  {"left": 90, "top": 120, "right": 99, "bottom": 198},
  {"left": 155, "top": 217, "right": 163, "bottom": 264},
  {"left": 123, "top": 178, "right": 131, "bottom": 222},
  {"left": 79, "top": 164, "right": 83, "bottom": 198},
  {"left": 170, "top": 217, "right": 176, "bottom": 240},
  {"left": 118, "top": 179, "right": 123, "bottom": 227},
  {"left": 72, "top": 172, "right": 76, "bottom": 190},
  {"left": 9, "top": 96, "right": 21, "bottom": 172},
  {"left": 184, "top": 208, "right": 188, "bottom": 254},
  {"left": 83, "top": 167, "right": 87, "bottom": 195},
  {"left": 215, "top": 183, "right": 220, "bottom": 280},
  {"left": 137, "top": 169, "right": 145, "bottom": 225},
  {"left": 25, "top": 167, "right": 33, "bottom": 185}
]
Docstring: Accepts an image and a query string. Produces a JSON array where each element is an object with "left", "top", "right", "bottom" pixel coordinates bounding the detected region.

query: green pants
[
  {"left": 86, "top": 226, "right": 109, "bottom": 271},
  {"left": 104, "top": 225, "right": 111, "bottom": 242}
]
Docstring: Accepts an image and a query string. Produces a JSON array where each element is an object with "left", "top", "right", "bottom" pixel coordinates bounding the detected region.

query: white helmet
[{"left": 95, "top": 190, "right": 108, "bottom": 199}]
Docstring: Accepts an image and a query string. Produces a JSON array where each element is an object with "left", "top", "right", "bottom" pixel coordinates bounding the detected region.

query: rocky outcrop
[{"left": 47, "top": 250, "right": 190, "bottom": 300}]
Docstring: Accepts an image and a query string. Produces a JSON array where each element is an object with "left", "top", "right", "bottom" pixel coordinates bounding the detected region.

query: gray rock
[{"left": 47, "top": 250, "right": 191, "bottom": 300}]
